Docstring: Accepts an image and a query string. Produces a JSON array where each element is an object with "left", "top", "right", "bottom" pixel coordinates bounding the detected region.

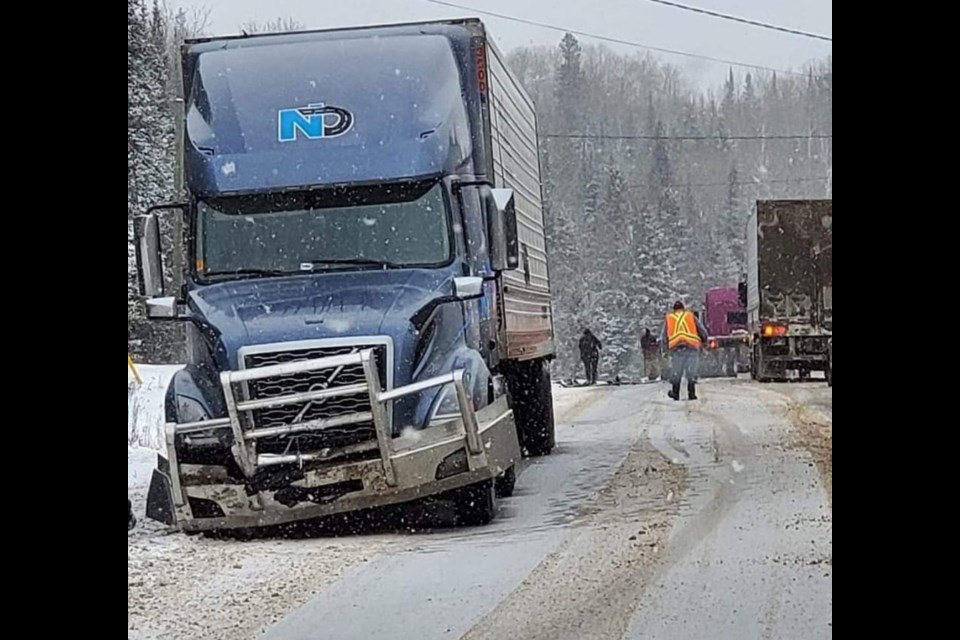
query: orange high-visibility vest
[{"left": 666, "top": 310, "right": 702, "bottom": 350}]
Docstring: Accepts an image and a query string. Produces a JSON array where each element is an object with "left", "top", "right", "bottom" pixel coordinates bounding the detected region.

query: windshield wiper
[
  {"left": 300, "top": 258, "right": 400, "bottom": 270},
  {"left": 204, "top": 268, "right": 293, "bottom": 280}
]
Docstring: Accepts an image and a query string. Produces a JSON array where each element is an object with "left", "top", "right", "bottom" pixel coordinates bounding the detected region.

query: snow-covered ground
[{"left": 551, "top": 382, "right": 601, "bottom": 418}]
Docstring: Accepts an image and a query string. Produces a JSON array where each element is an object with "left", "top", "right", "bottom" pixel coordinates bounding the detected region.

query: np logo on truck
[{"left": 278, "top": 102, "right": 354, "bottom": 142}]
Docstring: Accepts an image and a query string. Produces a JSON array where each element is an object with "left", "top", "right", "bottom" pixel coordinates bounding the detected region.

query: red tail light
[
  {"left": 762, "top": 323, "right": 787, "bottom": 337},
  {"left": 707, "top": 338, "right": 718, "bottom": 349}
]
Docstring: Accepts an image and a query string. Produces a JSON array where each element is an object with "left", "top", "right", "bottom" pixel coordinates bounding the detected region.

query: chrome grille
[{"left": 241, "top": 342, "right": 389, "bottom": 454}]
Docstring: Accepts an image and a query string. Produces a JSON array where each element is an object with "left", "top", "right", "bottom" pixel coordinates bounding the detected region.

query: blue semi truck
[{"left": 135, "top": 18, "right": 556, "bottom": 532}]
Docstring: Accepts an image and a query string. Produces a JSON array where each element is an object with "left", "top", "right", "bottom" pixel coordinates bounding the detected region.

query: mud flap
[{"left": 146, "top": 467, "right": 175, "bottom": 525}]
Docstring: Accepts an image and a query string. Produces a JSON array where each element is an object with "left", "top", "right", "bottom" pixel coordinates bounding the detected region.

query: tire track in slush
[
  {"left": 460, "top": 405, "right": 687, "bottom": 640},
  {"left": 639, "top": 396, "right": 743, "bottom": 582},
  {"left": 553, "top": 386, "right": 605, "bottom": 424},
  {"left": 624, "top": 383, "right": 830, "bottom": 640}
]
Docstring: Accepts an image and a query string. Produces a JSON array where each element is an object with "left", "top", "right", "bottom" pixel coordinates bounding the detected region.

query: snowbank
[
  {"left": 128, "top": 364, "right": 182, "bottom": 491},
  {"left": 128, "top": 364, "right": 181, "bottom": 448}
]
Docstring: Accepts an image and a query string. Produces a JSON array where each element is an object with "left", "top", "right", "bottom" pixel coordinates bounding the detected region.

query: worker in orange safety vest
[{"left": 659, "top": 300, "right": 709, "bottom": 400}]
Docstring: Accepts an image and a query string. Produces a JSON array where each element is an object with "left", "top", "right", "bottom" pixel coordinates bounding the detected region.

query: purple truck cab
[
  {"left": 697, "top": 286, "right": 750, "bottom": 377},
  {"left": 704, "top": 287, "right": 747, "bottom": 338}
]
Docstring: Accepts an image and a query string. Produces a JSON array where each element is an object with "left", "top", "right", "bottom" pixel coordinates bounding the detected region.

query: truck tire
[
  {"left": 752, "top": 343, "right": 774, "bottom": 383},
  {"left": 508, "top": 359, "right": 556, "bottom": 457},
  {"left": 455, "top": 479, "right": 497, "bottom": 526},
  {"left": 495, "top": 465, "right": 516, "bottom": 498}
]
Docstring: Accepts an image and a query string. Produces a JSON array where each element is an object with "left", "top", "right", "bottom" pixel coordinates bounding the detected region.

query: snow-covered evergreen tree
[{"left": 128, "top": 0, "right": 178, "bottom": 361}]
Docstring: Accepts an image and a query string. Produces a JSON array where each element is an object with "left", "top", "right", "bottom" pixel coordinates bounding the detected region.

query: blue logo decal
[{"left": 278, "top": 103, "right": 354, "bottom": 142}]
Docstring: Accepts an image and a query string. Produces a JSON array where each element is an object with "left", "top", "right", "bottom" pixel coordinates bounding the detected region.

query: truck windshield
[{"left": 196, "top": 180, "right": 451, "bottom": 278}]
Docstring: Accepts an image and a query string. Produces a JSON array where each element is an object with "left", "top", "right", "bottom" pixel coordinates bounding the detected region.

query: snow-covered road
[{"left": 128, "top": 375, "right": 832, "bottom": 639}]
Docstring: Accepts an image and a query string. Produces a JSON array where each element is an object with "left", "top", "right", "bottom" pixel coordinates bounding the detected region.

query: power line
[
  {"left": 544, "top": 133, "right": 832, "bottom": 141},
  {"left": 421, "top": 0, "right": 805, "bottom": 77},
  {"left": 626, "top": 176, "right": 831, "bottom": 190},
  {"left": 644, "top": 0, "right": 832, "bottom": 42}
]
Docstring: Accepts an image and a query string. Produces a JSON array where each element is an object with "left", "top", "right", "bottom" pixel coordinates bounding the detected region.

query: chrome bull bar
[{"left": 172, "top": 349, "right": 480, "bottom": 488}]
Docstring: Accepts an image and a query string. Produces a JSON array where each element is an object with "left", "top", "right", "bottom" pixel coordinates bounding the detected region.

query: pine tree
[
  {"left": 594, "top": 166, "right": 639, "bottom": 378},
  {"left": 555, "top": 34, "right": 585, "bottom": 134},
  {"left": 128, "top": 0, "right": 178, "bottom": 361},
  {"left": 710, "top": 164, "right": 747, "bottom": 285},
  {"left": 741, "top": 73, "right": 759, "bottom": 131},
  {"left": 721, "top": 68, "right": 737, "bottom": 124}
]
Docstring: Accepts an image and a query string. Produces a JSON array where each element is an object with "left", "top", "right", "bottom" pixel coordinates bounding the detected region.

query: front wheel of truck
[
  {"left": 455, "top": 479, "right": 497, "bottom": 526},
  {"left": 495, "top": 465, "right": 517, "bottom": 498},
  {"left": 508, "top": 359, "right": 556, "bottom": 457}
]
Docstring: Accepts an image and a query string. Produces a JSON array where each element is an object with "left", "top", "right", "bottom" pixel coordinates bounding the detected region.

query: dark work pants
[{"left": 583, "top": 356, "right": 598, "bottom": 383}]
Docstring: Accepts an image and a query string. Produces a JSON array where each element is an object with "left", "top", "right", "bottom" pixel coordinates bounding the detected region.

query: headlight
[
  {"left": 175, "top": 396, "right": 224, "bottom": 447},
  {"left": 176, "top": 395, "right": 209, "bottom": 423},
  {"left": 427, "top": 382, "right": 462, "bottom": 428}
]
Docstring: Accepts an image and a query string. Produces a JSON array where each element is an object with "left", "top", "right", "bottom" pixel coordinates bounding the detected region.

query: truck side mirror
[
  {"left": 134, "top": 203, "right": 187, "bottom": 320},
  {"left": 453, "top": 276, "right": 483, "bottom": 300},
  {"left": 135, "top": 213, "right": 164, "bottom": 298},
  {"left": 145, "top": 297, "right": 179, "bottom": 319},
  {"left": 487, "top": 188, "right": 519, "bottom": 272}
]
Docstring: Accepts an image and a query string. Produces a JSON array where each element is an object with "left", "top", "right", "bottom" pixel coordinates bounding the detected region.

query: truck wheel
[
  {"left": 751, "top": 344, "right": 763, "bottom": 381},
  {"left": 509, "top": 359, "right": 556, "bottom": 457},
  {"left": 753, "top": 344, "right": 774, "bottom": 383},
  {"left": 455, "top": 479, "right": 497, "bottom": 526},
  {"left": 495, "top": 465, "right": 516, "bottom": 498}
]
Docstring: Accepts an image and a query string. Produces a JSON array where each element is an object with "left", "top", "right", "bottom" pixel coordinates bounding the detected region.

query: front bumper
[{"left": 149, "top": 349, "right": 520, "bottom": 531}]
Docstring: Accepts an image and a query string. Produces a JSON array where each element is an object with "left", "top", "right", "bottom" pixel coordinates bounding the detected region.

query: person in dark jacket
[
  {"left": 640, "top": 328, "right": 660, "bottom": 381},
  {"left": 578, "top": 329, "right": 602, "bottom": 384}
]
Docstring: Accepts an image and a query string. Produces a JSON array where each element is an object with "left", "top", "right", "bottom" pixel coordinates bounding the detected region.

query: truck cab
[
  {"left": 698, "top": 286, "right": 750, "bottom": 378},
  {"left": 136, "top": 19, "right": 556, "bottom": 532}
]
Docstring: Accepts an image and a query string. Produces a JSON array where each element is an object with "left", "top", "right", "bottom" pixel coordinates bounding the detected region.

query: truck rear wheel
[
  {"left": 752, "top": 343, "right": 776, "bottom": 383},
  {"left": 508, "top": 359, "right": 556, "bottom": 457}
]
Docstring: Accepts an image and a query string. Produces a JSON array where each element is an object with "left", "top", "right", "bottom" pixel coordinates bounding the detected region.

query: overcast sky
[{"left": 180, "top": 0, "right": 831, "bottom": 90}]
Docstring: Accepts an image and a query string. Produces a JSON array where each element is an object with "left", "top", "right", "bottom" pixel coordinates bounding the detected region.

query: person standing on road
[
  {"left": 640, "top": 328, "right": 660, "bottom": 381},
  {"left": 660, "top": 301, "right": 709, "bottom": 400},
  {"left": 578, "top": 328, "right": 602, "bottom": 385}
]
